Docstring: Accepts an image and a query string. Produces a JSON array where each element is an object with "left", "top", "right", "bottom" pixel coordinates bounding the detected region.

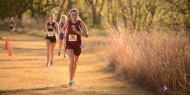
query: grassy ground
[{"left": 0, "top": 30, "right": 154, "bottom": 95}]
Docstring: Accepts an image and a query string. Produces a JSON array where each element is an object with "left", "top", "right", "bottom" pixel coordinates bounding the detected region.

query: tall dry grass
[{"left": 106, "top": 27, "right": 190, "bottom": 94}]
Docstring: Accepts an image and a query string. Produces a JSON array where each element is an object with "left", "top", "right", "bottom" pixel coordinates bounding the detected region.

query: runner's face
[
  {"left": 70, "top": 11, "right": 78, "bottom": 21},
  {"left": 49, "top": 15, "right": 53, "bottom": 22},
  {"left": 61, "top": 16, "right": 65, "bottom": 22}
]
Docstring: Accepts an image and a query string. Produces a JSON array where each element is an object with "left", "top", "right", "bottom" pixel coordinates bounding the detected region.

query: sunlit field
[
  {"left": 106, "top": 27, "right": 190, "bottom": 95},
  {"left": 1, "top": 0, "right": 190, "bottom": 95},
  {"left": 0, "top": 28, "right": 153, "bottom": 95}
]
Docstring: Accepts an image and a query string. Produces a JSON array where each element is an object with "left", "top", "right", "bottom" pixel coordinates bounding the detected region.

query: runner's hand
[{"left": 73, "top": 27, "right": 77, "bottom": 32}]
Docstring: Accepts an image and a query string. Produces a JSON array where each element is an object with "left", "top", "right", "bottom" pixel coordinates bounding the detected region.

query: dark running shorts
[
  {"left": 46, "top": 35, "right": 56, "bottom": 43},
  {"left": 66, "top": 43, "right": 81, "bottom": 56},
  {"left": 59, "top": 32, "right": 64, "bottom": 40},
  {"left": 10, "top": 26, "right": 14, "bottom": 29}
]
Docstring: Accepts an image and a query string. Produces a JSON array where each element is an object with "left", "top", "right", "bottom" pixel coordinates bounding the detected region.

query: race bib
[
  {"left": 69, "top": 35, "right": 77, "bottom": 41},
  {"left": 47, "top": 32, "right": 54, "bottom": 37}
]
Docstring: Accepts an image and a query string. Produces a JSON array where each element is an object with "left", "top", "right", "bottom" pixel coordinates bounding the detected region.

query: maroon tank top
[{"left": 66, "top": 20, "right": 81, "bottom": 46}]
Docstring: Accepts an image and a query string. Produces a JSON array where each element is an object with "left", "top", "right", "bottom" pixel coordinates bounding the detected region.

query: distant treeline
[{"left": 0, "top": 0, "right": 190, "bottom": 32}]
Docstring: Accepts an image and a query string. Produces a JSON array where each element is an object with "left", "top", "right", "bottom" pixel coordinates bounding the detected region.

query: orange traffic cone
[
  {"left": 8, "top": 45, "right": 13, "bottom": 56},
  {"left": 4, "top": 37, "right": 9, "bottom": 50}
]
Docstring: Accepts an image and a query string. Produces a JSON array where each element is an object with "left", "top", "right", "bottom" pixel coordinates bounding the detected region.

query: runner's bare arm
[
  {"left": 74, "top": 21, "right": 88, "bottom": 38},
  {"left": 59, "top": 22, "right": 62, "bottom": 32},
  {"left": 55, "top": 22, "right": 59, "bottom": 34},
  {"left": 63, "top": 20, "right": 69, "bottom": 32},
  {"left": 63, "top": 20, "right": 69, "bottom": 40}
]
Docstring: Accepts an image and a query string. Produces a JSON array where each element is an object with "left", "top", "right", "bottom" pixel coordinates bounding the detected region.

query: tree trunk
[
  {"left": 67, "top": 0, "right": 72, "bottom": 12},
  {"left": 56, "top": 0, "right": 66, "bottom": 22},
  {"left": 118, "top": 0, "right": 127, "bottom": 28},
  {"left": 92, "top": 6, "right": 98, "bottom": 25},
  {"left": 97, "top": 0, "right": 105, "bottom": 24},
  {"left": 111, "top": 0, "right": 117, "bottom": 28},
  {"left": 107, "top": 0, "right": 111, "bottom": 23},
  {"left": 17, "top": 13, "right": 23, "bottom": 25},
  {"left": 87, "top": 0, "right": 105, "bottom": 26},
  {"left": 128, "top": 0, "right": 135, "bottom": 31}
]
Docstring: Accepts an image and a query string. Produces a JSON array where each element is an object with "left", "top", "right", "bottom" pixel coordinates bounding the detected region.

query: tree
[
  {"left": 28, "top": 0, "right": 58, "bottom": 21},
  {"left": 0, "top": 0, "right": 29, "bottom": 21},
  {"left": 56, "top": 0, "right": 66, "bottom": 22},
  {"left": 87, "top": 0, "right": 105, "bottom": 26}
]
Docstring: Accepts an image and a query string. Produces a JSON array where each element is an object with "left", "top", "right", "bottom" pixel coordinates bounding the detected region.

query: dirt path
[{"left": 0, "top": 31, "right": 154, "bottom": 95}]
